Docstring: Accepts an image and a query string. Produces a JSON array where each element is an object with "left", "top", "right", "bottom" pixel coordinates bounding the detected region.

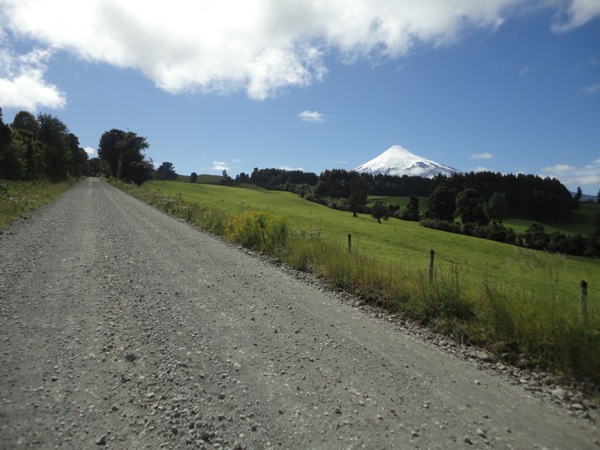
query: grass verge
[{"left": 0, "top": 179, "right": 75, "bottom": 228}]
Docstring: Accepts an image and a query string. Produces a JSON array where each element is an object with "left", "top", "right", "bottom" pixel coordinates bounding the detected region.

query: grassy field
[
  {"left": 0, "top": 180, "right": 74, "bottom": 228},
  {"left": 137, "top": 180, "right": 599, "bottom": 303},
  {"left": 114, "top": 179, "right": 600, "bottom": 381}
]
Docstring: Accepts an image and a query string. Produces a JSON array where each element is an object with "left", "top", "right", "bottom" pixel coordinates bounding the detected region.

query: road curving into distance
[{"left": 0, "top": 178, "right": 597, "bottom": 448}]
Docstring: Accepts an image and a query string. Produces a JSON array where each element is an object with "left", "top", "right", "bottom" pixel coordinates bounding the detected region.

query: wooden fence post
[
  {"left": 348, "top": 234, "right": 352, "bottom": 253},
  {"left": 581, "top": 280, "right": 588, "bottom": 324},
  {"left": 429, "top": 249, "right": 435, "bottom": 284}
]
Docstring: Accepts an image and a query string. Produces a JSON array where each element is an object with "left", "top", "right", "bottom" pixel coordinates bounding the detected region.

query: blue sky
[{"left": 1, "top": 1, "right": 599, "bottom": 194}]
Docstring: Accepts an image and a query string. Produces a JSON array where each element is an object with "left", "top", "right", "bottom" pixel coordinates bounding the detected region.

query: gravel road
[{"left": 0, "top": 178, "right": 598, "bottom": 449}]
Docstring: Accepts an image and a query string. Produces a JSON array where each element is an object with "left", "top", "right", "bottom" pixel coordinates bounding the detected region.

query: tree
[
  {"left": 221, "top": 169, "right": 233, "bottom": 185},
  {"left": 156, "top": 161, "right": 178, "bottom": 180},
  {"left": 98, "top": 129, "right": 127, "bottom": 177},
  {"left": 348, "top": 177, "right": 368, "bottom": 217},
  {"left": 190, "top": 172, "right": 198, "bottom": 183},
  {"left": 574, "top": 187, "right": 582, "bottom": 201},
  {"left": 66, "top": 133, "right": 88, "bottom": 178},
  {"left": 38, "top": 113, "right": 69, "bottom": 181},
  {"left": 401, "top": 195, "right": 420, "bottom": 221},
  {"left": 87, "top": 157, "right": 101, "bottom": 176},
  {"left": 370, "top": 200, "right": 388, "bottom": 224},
  {"left": 455, "top": 188, "right": 487, "bottom": 225},
  {"left": 597, "top": 188, "right": 600, "bottom": 204},
  {"left": 427, "top": 186, "right": 457, "bottom": 221},
  {"left": 0, "top": 107, "right": 17, "bottom": 179},
  {"left": 11, "top": 111, "right": 39, "bottom": 137},
  {"left": 484, "top": 192, "right": 509, "bottom": 224},
  {"left": 98, "top": 129, "right": 152, "bottom": 184}
]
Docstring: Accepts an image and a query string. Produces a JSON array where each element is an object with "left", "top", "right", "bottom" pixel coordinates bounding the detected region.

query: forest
[{"left": 0, "top": 108, "right": 88, "bottom": 182}]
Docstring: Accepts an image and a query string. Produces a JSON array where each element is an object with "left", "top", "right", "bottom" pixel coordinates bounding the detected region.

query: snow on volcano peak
[{"left": 354, "top": 145, "right": 458, "bottom": 178}]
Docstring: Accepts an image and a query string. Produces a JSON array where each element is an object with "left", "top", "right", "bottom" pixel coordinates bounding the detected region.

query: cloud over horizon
[
  {"left": 542, "top": 159, "right": 600, "bottom": 192},
  {"left": 1, "top": 0, "right": 599, "bottom": 109}
]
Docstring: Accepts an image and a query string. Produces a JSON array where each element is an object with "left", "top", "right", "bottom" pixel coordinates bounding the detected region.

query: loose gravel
[{"left": 0, "top": 178, "right": 598, "bottom": 449}]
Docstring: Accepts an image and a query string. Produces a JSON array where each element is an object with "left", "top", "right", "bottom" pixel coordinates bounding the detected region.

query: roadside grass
[
  {"left": 112, "top": 179, "right": 600, "bottom": 382},
  {"left": 0, "top": 179, "right": 74, "bottom": 228}
]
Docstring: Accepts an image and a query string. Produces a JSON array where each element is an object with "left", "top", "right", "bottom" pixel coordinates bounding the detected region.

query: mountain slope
[{"left": 354, "top": 145, "right": 458, "bottom": 178}]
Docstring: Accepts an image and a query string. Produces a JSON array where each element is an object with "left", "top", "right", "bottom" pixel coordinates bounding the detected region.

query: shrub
[{"left": 226, "top": 210, "right": 288, "bottom": 253}]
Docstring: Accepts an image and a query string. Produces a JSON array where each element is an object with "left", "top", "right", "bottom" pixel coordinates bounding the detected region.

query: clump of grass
[{"left": 225, "top": 210, "right": 288, "bottom": 253}]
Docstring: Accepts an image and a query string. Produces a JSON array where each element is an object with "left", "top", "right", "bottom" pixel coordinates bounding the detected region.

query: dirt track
[{"left": 0, "top": 178, "right": 597, "bottom": 448}]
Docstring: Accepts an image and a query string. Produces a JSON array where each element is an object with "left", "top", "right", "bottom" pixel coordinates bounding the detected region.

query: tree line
[
  {"left": 233, "top": 167, "right": 578, "bottom": 222},
  {"left": 0, "top": 108, "right": 88, "bottom": 181},
  {"left": 94, "top": 129, "right": 178, "bottom": 184}
]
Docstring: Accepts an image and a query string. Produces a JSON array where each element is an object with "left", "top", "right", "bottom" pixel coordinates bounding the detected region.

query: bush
[
  {"left": 420, "top": 218, "right": 462, "bottom": 234},
  {"left": 226, "top": 210, "right": 288, "bottom": 253}
]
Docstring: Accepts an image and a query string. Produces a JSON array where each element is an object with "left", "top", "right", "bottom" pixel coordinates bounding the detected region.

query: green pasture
[{"left": 144, "top": 180, "right": 599, "bottom": 305}]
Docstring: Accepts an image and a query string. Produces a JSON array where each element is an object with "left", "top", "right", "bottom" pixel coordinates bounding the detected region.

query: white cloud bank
[
  {"left": 542, "top": 158, "right": 600, "bottom": 190},
  {"left": 0, "top": 47, "right": 66, "bottom": 111},
  {"left": 1, "top": 0, "right": 599, "bottom": 108}
]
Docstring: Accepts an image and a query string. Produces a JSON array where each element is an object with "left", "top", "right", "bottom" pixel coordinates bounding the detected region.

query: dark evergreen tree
[
  {"left": 190, "top": 172, "right": 198, "bottom": 183},
  {"left": 400, "top": 195, "right": 420, "bottom": 221},
  {"left": 484, "top": 192, "right": 509, "bottom": 224},
  {"left": 38, "top": 113, "right": 69, "bottom": 181},
  {"left": 348, "top": 177, "right": 368, "bottom": 217}
]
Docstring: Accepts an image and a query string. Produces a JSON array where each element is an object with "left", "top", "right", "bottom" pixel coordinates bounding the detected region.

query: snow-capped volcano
[{"left": 354, "top": 145, "right": 458, "bottom": 178}]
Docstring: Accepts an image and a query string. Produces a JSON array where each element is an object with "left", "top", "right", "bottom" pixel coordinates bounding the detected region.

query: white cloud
[
  {"left": 580, "top": 81, "right": 600, "bottom": 94},
  {"left": 299, "top": 110, "right": 326, "bottom": 123},
  {"left": 541, "top": 159, "right": 600, "bottom": 191},
  {"left": 84, "top": 146, "right": 96, "bottom": 156},
  {"left": 473, "top": 166, "right": 491, "bottom": 173},
  {"left": 471, "top": 152, "right": 495, "bottom": 160},
  {"left": 280, "top": 165, "right": 304, "bottom": 171},
  {"left": 542, "top": 164, "right": 576, "bottom": 173},
  {"left": 518, "top": 65, "right": 531, "bottom": 76},
  {"left": 551, "top": 0, "right": 600, "bottom": 32},
  {"left": 212, "top": 161, "right": 229, "bottom": 171},
  {"left": 1, "top": 0, "right": 598, "bottom": 104},
  {"left": 0, "top": 48, "right": 66, "bottom": 111}
]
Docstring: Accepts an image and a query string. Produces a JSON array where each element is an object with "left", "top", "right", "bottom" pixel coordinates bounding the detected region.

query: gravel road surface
[{"left": 0, "top": 178, "right": 597, "bottom": 449}]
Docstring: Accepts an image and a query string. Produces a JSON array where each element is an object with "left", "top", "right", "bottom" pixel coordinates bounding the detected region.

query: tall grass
[{"left": 111, "top": 179, "right": 600, "bottom": 382}]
